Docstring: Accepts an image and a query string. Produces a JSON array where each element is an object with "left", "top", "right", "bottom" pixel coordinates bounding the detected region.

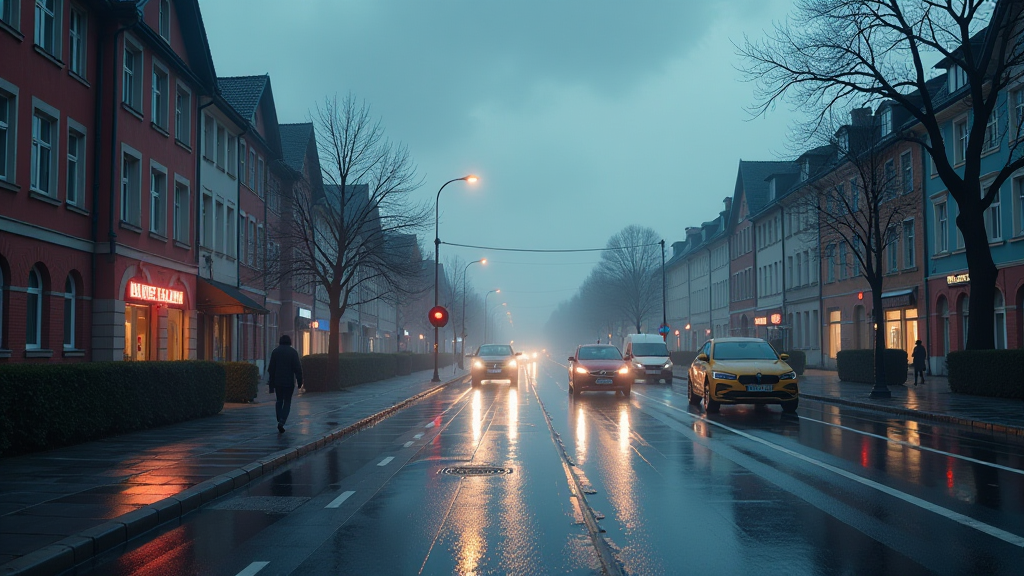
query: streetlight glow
[
  {"left": 465, "top": 175, "right": 479, "bottom": 183},
  {"left": 481, "top": 259, "right": 487, "bottom": 265}
]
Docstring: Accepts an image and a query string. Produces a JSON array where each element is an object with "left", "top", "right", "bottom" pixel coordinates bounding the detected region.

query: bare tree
[
  {"left": 599, "top": 225, "right": 662, "bottom": 333},
  {"left": 274, "top": 94, "right": 428, "bottom": 379},
  {"left": 742, "top": 0, "right": 1024, "bottom": 349},
  {"left": 797, "top": 119, "right": 921, "bottom": 390}
]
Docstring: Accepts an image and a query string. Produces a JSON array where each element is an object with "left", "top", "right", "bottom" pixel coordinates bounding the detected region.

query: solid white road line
[
  {"left": 414, "top": 433, "right": 424, "bottom": 439},
  {"left": 377, "top": 456, "right": 394, "bottom": 466},
  {"left": 404, "top": 441, "right": 414, "bottom": 448},
  {"left": 235, "top": 561, "right": 270, "bottom": 576},
  {"left": 325, "top": 490, "right": 355, "bottom": 509},
  {"left": 637, "top": 392, "right": 1024, "bottom": 548},
  {"left": 799, "top": 414, "right": 1024, "bottom": 475},
  {"left": 425, "top": 421, "right": 435, "bottom": 428}
]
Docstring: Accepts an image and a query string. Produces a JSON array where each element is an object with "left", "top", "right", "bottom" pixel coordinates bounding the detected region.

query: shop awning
[
  {"left": 881, "top": 287, "right": 917, "bottom": 309},
  {"left": 196, "top": 278, "right": 269, "bottom": 315}
]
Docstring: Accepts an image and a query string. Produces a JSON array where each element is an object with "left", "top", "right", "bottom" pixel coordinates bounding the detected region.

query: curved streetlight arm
[
  {"left": 458, "top": 258, "right": 485, "bottom": 367},
  {"left": 432, "top": 175, "right": 477, "bottom": 382}
]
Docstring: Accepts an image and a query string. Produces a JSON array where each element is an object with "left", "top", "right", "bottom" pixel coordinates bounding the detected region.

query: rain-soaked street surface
[{"left": 70, "top": 357, "right": 1024, "bottom": 575}]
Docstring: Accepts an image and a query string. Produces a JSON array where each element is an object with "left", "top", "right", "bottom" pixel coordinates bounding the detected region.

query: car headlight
[
  {"left": 712, "top": 371, "right": 738, "bottom": 380},
  {"left": 663, "top": 361, "right": 673, "bottom": 369},
  {"left": 575, "top": 366, "right": 589, "bottom": 374},
  {"left": 632, "top": 361, "right": 643, "bottom": 368},
  {"left": 508, "top": 359, "right": 517, "bottom": 368},
  {"left": 780, "top": 371, "right": 797, "bottom": 380},
  {"left": 618, "top": 366, "right": 630, "bottom": 374},
  {"left": 473, "top": 360, "right": 483, "bottom": 369}
]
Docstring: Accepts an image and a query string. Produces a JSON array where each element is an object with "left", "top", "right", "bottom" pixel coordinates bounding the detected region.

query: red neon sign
[
  {"left": 754, "top": 317, "right": 768, "bottom": 326},
  {"left": 770, "top": 313, "right": 782, "bottom": 325},
  {"left": 128, "top": 281, "right": 184, "bottom": 306}
]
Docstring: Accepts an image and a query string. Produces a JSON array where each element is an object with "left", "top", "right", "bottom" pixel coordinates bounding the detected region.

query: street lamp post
[
  {"left": 458, "top": 258, "right": 487, "bottom": 368},
  {"left": 483, "top": 289, "right": 500, "bottom": 342},
  {"left": 433, "top": 175, "right": 478, "bottom": 382},
  {"left": 660, "top": 239, "right": 667, "bottom": 339}
]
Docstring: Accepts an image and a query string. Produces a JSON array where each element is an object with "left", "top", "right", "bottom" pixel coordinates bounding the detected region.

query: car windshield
[
  {"left": 712, "top": 341, "right": 779, "bottom": 361},
  {"left": 478, "top": 345, "right": 513, "bottom": 356},
  {"left": 632, "top": 343, "right": 668, "bottom": 356},
  {"left": 577, "top": 346, "right": 622, "bottom": 360}
]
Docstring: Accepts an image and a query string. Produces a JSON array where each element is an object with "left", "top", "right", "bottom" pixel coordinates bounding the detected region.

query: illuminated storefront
[
  {"left": 880, "top": 288, "right": 918, "bottom": 361},
  {"left": 124, "top": 280, "right": 187, "bottom": 361}
]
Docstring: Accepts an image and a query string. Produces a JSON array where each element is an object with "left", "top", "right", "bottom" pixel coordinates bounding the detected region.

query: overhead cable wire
[{"left": 441, "top": 241, "right": 660, "bottom": 253}]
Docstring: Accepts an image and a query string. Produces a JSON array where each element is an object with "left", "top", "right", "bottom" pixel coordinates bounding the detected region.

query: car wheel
[
  {"left": 471, "top": 376, "right": 479, "bottom": 387},
  {"left": 664, "top": 376, "right": 673, "bottom": 386},
  {"left": 687, "top": 380, "right": 700, "bottom": 405},
  {"left": 781, "top": 398, "right": 799, "bottom": 413},
  {"left": 702, "top": 380, "right": 720, "bottom": 413},
  {"left": 572, "top": 384, "right": 581, "bottom": 397},
  {"left": 622, "top": 386, "right": 631, "bottom": 397}
]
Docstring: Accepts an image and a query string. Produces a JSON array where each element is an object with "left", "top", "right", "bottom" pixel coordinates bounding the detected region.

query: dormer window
[
  {"left": 838, "top": 130, "right": 849, "bottom": 153},
  {"left": 949, "top": 64, "right": 968, "bottom": 92},
  {"left": 881, "top": 107, "right": 893, "bottom": 136},
  {"left": 800, "top": 159, "right": 809, "bottom": 181},
  {"left": 768, "top": 178, "right": 776, "bottom": 200}
]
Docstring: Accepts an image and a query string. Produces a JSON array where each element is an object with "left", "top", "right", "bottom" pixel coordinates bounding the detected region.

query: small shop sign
[
  {"left": 128, "top": 281, "right": 184, "bottom": 306},
  {"left": 946, "top": 273, "right": 970, "bottom": 286}
]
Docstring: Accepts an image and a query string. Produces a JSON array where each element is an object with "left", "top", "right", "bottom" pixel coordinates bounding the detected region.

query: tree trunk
[
  {"left": 956, "top": 205, "right": 998, "bottom": 350},
  {"left": 871, "top": 288, "right": 887, "bottom": 389},
  {"left": 328, "top": 298, "right": 343, "bottom": 387}
]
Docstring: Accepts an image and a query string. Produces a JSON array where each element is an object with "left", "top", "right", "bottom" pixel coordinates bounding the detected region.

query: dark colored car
[
  {"left": 568, "top": 344, "right": 632, "bottom": 397},
  {"left": 468, "top": 344, "right": 521, "bottom": 386}
]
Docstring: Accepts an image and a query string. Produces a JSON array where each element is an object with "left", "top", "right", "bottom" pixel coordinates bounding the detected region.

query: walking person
[
  {"left": 267, "top": 334, "right": 303, "bottom": 433},
  {"left": 912, "top": 339, "right": 927, "bottom": 386}
]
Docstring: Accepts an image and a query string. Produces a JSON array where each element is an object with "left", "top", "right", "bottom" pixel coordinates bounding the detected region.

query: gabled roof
[
  {"left": 737, "top": 160, "right": 799, "bottom": 215},
  {"left": 218, "top": 75, "right": 267, "bottom": 120},
  {"left": 279, "top": 123, "right": 314, "bottom": 173}
]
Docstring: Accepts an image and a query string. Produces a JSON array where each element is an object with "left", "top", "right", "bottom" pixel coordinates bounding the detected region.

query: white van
[{"left": 623, "top": 334, "right": 673, "bottom": 384}]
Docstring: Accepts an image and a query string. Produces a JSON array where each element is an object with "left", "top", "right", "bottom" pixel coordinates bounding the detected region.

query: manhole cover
[{"left": 439, "top": 466, "right": 513, "bottom": 476}]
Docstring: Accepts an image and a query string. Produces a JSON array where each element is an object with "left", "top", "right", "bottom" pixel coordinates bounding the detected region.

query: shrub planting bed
[
  {"left": 223, "top": 362, "right": 260, "bottom": 403},
  {"left": 947, "top": 350, "right": 1024, "bottom": 399},
  {"left": 836, "top": 349, "right": 908, "bottom": 386},
  {"left": 303, "top": 353, "right": 454, "bottom": 392}
]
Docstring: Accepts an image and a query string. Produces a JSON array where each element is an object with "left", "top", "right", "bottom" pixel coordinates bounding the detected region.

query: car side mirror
[
  {"left": 697, "top": 353, "right": 709, "bottom": 362},
  {"left": 623, "top": 354, "right": 631, "bottom": 360},
  {"left": 568, "top": 357, "right": 575, "bottom": 363},
  {"left": 779, "top": 353, "right": 789, "bottom": 361}
]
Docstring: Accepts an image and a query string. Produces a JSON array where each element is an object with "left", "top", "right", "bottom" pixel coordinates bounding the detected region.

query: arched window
[
  {"left": 994, "top": 289, "right": 1006, "bottom": 350},
  {"left": 26, "top": 268, "right": 42, "bottom": 349},
  {"left": 937, "top": 297, "right": 949, "bottom": 355},
  {"left": 959, "top": 295, "right": 970, "bottom": 349},
  {"left": 63, "top": 276, "right": 76, "bottom": 350}
]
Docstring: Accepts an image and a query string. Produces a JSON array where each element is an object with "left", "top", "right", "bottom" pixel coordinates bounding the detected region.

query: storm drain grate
[{"left": 439, "top": 466, "right": 514, "bottom": 477}]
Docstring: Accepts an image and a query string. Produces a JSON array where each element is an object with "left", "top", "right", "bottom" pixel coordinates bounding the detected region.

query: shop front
[
  {"left": 752, "top": 309, "right": 785, "bottom": 348},
  {"left": 196, "top": 278, "right": 268, "bottom": 362},
  {"left": 295, "top": 307, "right": 313, "bottom": 356},
  {"left": 124, "top": 279, "right": 188, "bottom": 361},
  {"left": 880, "top": 287, "right": 919, "bottom": 362}
]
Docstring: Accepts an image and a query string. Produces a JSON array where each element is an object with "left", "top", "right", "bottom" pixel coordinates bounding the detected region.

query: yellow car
[{"left": 687, "top": 337, "right": 798, "bottom": 413}]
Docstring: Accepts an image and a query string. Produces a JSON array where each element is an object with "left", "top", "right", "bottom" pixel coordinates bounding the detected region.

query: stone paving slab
[
  {"left": 0, "top": 367, "right": 467, "bottom": 576},
  {"left": 672, "top": 366, "right": 1024, "bottom": 435}
]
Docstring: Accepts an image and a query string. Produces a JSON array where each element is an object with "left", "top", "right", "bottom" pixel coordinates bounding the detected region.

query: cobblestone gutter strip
[
  {"left": 801, "top": 393, "right": 1024, "bottom": 437},
  {"left": 0, "top": 374, "right": 468, "bottom": 576}
]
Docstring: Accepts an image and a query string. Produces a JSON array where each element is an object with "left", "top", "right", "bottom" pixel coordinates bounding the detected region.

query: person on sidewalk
[
  {"left": 267, "top": 334, "right": 303, "bottom": 433},
  {"left": 912, "top": 340, "right": 927, "bottom": 386}
]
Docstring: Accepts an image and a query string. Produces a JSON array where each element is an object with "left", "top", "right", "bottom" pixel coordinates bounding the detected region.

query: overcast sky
[{"left": 200, "top": 0, "right": 802, "bottom": 345}]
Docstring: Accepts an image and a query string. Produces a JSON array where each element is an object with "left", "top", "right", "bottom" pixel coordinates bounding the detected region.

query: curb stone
[
  {"left": 0, "top": 373, "right": 467, "bottom": 576},
  {"left": 800, "top": 393, "right": 1024, "bottom": 436}
]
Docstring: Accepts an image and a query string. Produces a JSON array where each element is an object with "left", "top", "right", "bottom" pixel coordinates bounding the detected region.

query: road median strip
[{"left": 0, "top": 373, "right": 468, "bottom": 576}]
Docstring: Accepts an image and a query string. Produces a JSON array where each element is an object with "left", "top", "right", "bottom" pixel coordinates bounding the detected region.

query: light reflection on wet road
[{"left": 72, "top": 358, "right": 1024, "bottom": 576}]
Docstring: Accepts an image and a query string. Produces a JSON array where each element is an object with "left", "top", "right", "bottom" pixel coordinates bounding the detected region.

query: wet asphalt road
[{"left": 70, "top": 358, "right": 1024, "bottom": 575}]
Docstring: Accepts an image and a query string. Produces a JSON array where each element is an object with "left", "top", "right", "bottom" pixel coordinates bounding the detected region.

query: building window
[
  {"left": 150, "top": 166, "right": 166, "bottom": 235},
  {"left": 828, "top": 310, "right": 841, "bottom": 359},
  {"left": 226, "top": 205, "right": 236, "bottom": 258},
  {"left": 121, "top": 150, "right": 141, "bottom": 226},
  {"left": 994, "top": 289, "right": 1006, "bottom": 350},
  {"left": 887, "top": 229, "right": 898, "bottom": 272},
  {"left": 0, "top": 89, "right": 14, "bottom": 183},
  {"left": 239, "top": 140, "right": 246, "bottom": 182},
  {"left": 122, "top": 38, "right": 143, "bottom": 110},
  {"left": 954, "top": 118, "right": 968, "bottom": 164},
  {"left": 901, "top": 151, "right": 913, "bottom": 194},
  {"left": 238, "top": 213, "right": 246, "bottom": 262},
  {"left": 26, "top": 268, "right": 42, "bottom": 349},
  {"left": 202, "top": 113, "right": 214, "bottom": 161},
  {"left": 935, "top": 201, "right": 948, "bottom": 253},
  {"left": 984, "top": 183, "right": 1001, "bottom": 241},
  {"left": 247, "top": 219, "right": 256, "bottom": 266},
  {"left": 201, "top": 191, "right": 213, "bottom": 249},
  {"left": 949, "top": 64, "right": 968, "bottom": 92},
  {"left": 31, "top": 107, "right": 57, "bottom": 197},
  {"left": 66, "top": 124, "right": 85, "bottom": 206},
  {"left": 214, "top": 198, "right": 224, "bottom": 253},
  {"left": 2, "top": 0, "right": 22, "bottom": 30},
  {"left": 881, "top": 107, "right": 892, "bottom": 135},
  {"left": 248, "top": 149, "right": 255, "bottom": 187},
  {"left": 158, "top": 0, "right": 170, "bottom": 41},
  {"left": 984, "top": 108, "right": 999, "bottom": 151},
  {"left": 1012, "top": 88, "right": 1024, "bottom": 140},
  {"left": 903, "top": 219, "right": 915, "bottom": 269},
  {"left": 34, "top": 0, "right": 61, "bottom": 56},
  {"left": 852, "top": 237, "right": 862, "bottom": 276},
  {"left": 257, "top": 156, "right": 265, "bottom": 197},
  {"left": 216, "top": 123, "right": 226, "bottom": 169},
  {"left": 174, "top": 84, "right": 190, "bottom": 146},
  {"left": 826, "top": 244, "right": 835, "bottom": 283},
  {"left": 69, "top": 6, "right": 86, "bottom": 78},
  {"left": 884, "top": 159, "right": 896, "bottom": 199},
  {"left": 151, "top": 62, "right": 168, "bottom": 130},
  {"left": 1014, "top": 175, "right": 1024, "bottom": 237},
  {"left": 173, "top": 180, "right": 189, "bottom": 243},
  {"left": 227, "top": 134, "right": 236, "bottom": 177},
  {"left": 257, "top": 225, "right": 264, "bottom": 269},
  {"left": 63, "top": 276, "right": 75, "bottom": 349}
]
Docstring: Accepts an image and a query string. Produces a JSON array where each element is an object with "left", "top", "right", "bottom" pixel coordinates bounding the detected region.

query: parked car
[
  {"left": 468, "top": 344, "right": 521, "bottom": 386},
  {"left": 687, "top": 337, "right": 798, "bottom": 413},
  {"left": 568, "top": 344, "right": 632, "bottom": 397},
  {"left": 623, "top": 333, "right": 673, "bottom": 384}
]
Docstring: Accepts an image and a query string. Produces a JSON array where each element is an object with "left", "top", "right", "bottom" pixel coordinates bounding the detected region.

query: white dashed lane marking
[
  {"left": 377, "top": 456, "right": 394, "bottom": 466},
  {"left": 325, "top": 491, "right": 355, "bottom": 509},
  {"left": 235, "top": 561, "right": 270, "bottom": 576},
  {"left": 403, "top": 441, "right": 414, "bottom": 448}
]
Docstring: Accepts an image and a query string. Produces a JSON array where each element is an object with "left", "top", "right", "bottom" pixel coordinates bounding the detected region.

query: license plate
[
  {"left": 595, "top": 378, "right": 613, "bottom": 385},
  {"left": 746, "top": 384, "right": 773, "bottom": 392},
  {"left": 645, "top": 370, "right": 660, "bottom": 375},
  {"left": 487, "top": 369, "right": 501, "bottom": 374}
]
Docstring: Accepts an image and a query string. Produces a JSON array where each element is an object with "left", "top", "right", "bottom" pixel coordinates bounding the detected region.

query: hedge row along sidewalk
[{"left": 0, "top": 367, "right": 468, "bottom": 576}]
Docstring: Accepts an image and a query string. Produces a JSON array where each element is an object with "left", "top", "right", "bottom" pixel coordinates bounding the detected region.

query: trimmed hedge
[
  {"left": 670, "top": 351, "right": 698, "bottom": 366},
  {"left": 0, "top": 361, "right": 225, "bottom": 456},
  {"left": 836, "top": 349, "right": 909, "bottom": 385},
  {"left": 223, "top": 362, "right": 260, "bottom": 403},
  {"left": 303, "top": 353, "right": 455, "bottom": 392},
  {"left": 781, "top": 350, "right": 807, "bottom": 375},
  {"left": 947, "top": 350, "right": 1024, "bottom": 399}
]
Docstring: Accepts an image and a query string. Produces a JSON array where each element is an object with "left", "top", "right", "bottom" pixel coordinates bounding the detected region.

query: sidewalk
[
  {"left": 0, "top": 367, "right": 467, "bottom": 576},
  {"left": 673, "top": 367, "right": 1024, "bottom": 436}
]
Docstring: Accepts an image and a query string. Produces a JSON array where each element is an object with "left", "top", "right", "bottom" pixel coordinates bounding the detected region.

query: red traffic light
[{"left": 428, "top": 305, "right": 449, "bottom": 328}]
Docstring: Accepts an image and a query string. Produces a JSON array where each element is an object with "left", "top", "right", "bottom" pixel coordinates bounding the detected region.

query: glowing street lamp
[
  {"left": 459, "top": 258, "right": 486, "bottom": 368},
  {"left": 433, "top": 174, "right": 479, "bottom": 382},
  {"left": 483, "top": 289, "right": 500, "bottom": 342}
]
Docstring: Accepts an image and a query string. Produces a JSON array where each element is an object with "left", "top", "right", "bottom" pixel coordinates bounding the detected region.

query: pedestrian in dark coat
[
  {"left": 912, "top": 340, "right": 927, "bottom": 386},
  {"left": 267, "top": 334, "right": 303, "bottom": 432}
]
